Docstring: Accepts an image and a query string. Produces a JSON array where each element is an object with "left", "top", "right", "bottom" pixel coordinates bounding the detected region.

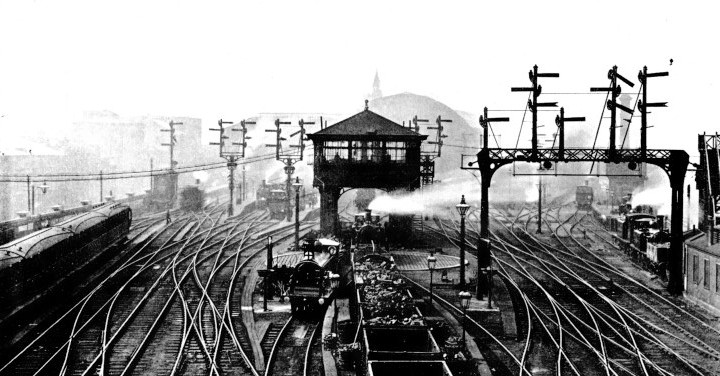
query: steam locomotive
[
  {"left": 288, "top": 237, "right": 349, "bottom": 314},
  {"left": 179, "top": 185, "right": 206, "bottom": 211},
  {"left": 256, "top": 180, "right": 286, "bottom": 209},
  {"left": 576, "top": 185, "right": 594, "bottom": 210},
  {"left": 339, "top": 209, "right": 387, "bottom": 244},
  {"left": 610, "top": 210, "right": 670, "bottom": 279}
]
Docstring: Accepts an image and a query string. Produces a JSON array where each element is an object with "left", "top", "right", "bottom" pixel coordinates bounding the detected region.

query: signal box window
[
  {"left": 386, "top": 141, "right": 407, "bottom": 162},
  {"left": 692, "top": 255, "right": 699, "bottom": 284},
  {"left": 716, "top": 264, "right": 720, "bottom": 294},
  {"left": 351, "top": 141, "right": 383, "bottom": 162},
  {"left": 323, "top": 141, "right": 348, "bottom": 160}
]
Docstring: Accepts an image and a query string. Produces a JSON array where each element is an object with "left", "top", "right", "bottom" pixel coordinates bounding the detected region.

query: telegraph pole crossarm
[
  {"left": 590, "top": 66, "right": 634, "bottom": 160},
  {"left": 211, "top": 118, "right": 242, "bottom": 216},
  {"left": 427, "top": 115, "right": 451, "bottom": 157},
  {"left": 512, "top": 65, "right": 559, "bottom": 160},
  {"left": 266, "top": 119, "right": 291, "bottom": 160},
  {"left": 638, "top": 66, "right": 669, "bottom": 160},
  {"left": 555, "top": 107, "right": 585, "bottom": 160},
  {"left": 463, "top": 64, "right": 687, "bottom": 296},
  {"left": 289, "top": 119, "right": 314, "bottom": 161},
  {"left": 161, "top": 120, "right": 183, "bottom": 171}
]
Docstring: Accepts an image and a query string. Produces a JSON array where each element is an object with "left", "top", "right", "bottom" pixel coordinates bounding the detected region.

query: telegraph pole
[
  {"left": 266, "top": 118, "right": 311, "bottom": 221},
  {"left": 428, "top": 115, "right": 451, "bottom": 157},
  {"left": 412, "top": 115, "right": 428, "bottom": 133},
  {"left": 537, "top": 174, "right": 544, "bottom": 234},
  {"left": 161, "top": 120, "right": 182, "bottom": 170},
  {"left": 211, "top": 118, "right": 252, "bottom": 216},
  {"left": 554, "top": 107, "right": 585, "bottom": 160},
  {"left": 591, "top": 66, "right": 634, "bottom": 160},
  {"left": 161, "top": 120, "right": 182, "bottom": 202},
  {"left": 512, "top": 65, "right": 558, "bottom": 160},
  {"left": 638, "top": 66, "right": 668, "bottom": 160}
]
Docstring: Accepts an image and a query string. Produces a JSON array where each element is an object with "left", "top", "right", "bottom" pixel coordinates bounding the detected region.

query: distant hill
[{"left": 369, "top": 93, "right": 481, "bottom": 180}]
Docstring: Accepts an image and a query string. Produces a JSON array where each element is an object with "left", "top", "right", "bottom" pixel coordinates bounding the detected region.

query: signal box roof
[{"left": 307, "top": 103, "right": 427, "bottom": 142}]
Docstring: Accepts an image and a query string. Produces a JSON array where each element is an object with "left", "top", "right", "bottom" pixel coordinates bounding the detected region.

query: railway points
[{"left": 3, "top": 64, "right": 720, "bottom": 376}]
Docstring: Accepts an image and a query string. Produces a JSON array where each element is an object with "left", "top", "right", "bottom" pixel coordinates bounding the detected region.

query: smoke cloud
[{"left": 630, "top": 166, "right": 670, "bottom": 215}]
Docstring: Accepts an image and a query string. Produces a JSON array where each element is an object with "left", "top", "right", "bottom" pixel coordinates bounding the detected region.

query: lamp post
[
  {"left": 455, "top": 195, "right": 470, "bottom": 288},
  {"left": 458, "top": 291, "right": 471, "bottom": 345},
  {"left": 30, "top": 182, "right": 50, "bottom": 215},
  {"left": 427, "top": 252, "right": 437, "bottom": 305},
  {"left": 292, "top": 176, "right": 302, "bottom": 252},
  {"left": 264, "top": 236, "right": 273, "bottom": 312}
]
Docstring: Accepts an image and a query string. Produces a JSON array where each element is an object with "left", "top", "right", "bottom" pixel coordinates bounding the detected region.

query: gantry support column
[
  {"left": 477, "top": 159, "right": 494, "bottom": 300},
  {"left": 320, "top": 186, "right": 340, "bottom": 235},
  {"left": 667, "top": 150, "right": 689, "bottom": 295}
]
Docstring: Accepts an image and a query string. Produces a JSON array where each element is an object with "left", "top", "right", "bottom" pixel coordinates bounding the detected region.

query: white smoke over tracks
[
  {"left": 367, "top": 171, "right": 571, "bottom": 217},
  {"left": 630, "top": 166, "right": 671, "bottom": 215}
]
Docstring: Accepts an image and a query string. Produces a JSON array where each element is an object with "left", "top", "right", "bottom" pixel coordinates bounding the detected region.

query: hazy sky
[{"left": 0, "top": 1, "right": 717, "bottom": 158}]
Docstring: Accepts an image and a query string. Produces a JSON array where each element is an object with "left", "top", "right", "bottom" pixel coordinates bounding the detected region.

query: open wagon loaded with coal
[{"left": 354, "top": 253, "right": 452, "bottom": 376}]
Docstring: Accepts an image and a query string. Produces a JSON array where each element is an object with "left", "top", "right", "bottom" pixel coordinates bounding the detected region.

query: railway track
[
  {"left": 422, "top": 203, "right": 720, "bottom": 376},
  {"left": 264, "top": 315, "right": 322, "bottom": 376},
  {"left": 0, "top": 203, "right": 321, "bottom": 376}
]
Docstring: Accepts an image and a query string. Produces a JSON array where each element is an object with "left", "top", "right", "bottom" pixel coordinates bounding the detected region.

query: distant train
[
  {"left": 288, "top": 237, "right": 348, "bottom": 314},
  {"left": 179, "top": 185, "right": 205, "bottom": 211},
  {"left": 576, "top": 185, "right": 594, "bottom": 210},
  {"left": 256, "top": 180, "right": 316, "bottom": 220},
  {"left": 256, "top": 180, "right": 286, "bottom": 209},
  {"left": 0, "top": 203, "right": 132, "bottom": 303}
]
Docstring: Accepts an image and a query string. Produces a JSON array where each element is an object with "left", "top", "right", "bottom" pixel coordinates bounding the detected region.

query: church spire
[{"left": 370, "top": 70, "right": 382, "bottom": 100}]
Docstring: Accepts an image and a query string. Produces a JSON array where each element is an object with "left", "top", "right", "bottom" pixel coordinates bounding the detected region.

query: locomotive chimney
[{"left": 365, "top": 209, "right": 372, "bottom": 223}]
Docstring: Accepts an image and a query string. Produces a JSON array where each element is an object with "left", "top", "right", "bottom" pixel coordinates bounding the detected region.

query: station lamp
[
  {"left": 30, "top": 181, "right": 50, "bottom": 215},
  {"left": 427, "top": 253, "right": 437, "bottom": 305},
  {"left": 455, "top": 195, "right": 470, "bottom": 288}
]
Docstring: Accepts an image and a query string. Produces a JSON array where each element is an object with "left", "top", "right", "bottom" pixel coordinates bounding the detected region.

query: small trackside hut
[{"left": 307, "top": 101, "right": 427, "bottom": 240}]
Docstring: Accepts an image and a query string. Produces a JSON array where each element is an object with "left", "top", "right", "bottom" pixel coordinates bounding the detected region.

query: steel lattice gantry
[{"left": 463, "top": 146, "right": 689, "bottom": 295}]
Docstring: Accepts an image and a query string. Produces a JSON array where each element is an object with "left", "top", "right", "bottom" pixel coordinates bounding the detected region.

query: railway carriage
[
  {"left": 0, "top": 203, "right": 132, "bottom": 317},
  {"left": 0, "top": 203, "right": 131, "bottom": 271}
]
